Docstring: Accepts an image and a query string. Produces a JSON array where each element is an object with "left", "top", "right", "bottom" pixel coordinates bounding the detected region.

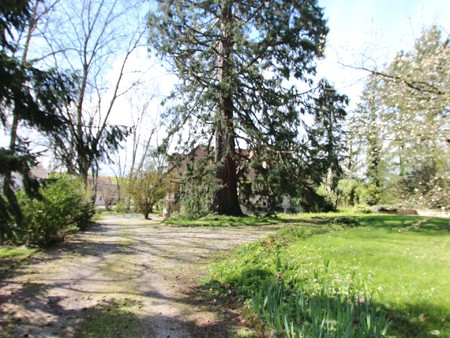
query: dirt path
[{"left": 0, "top": 215, "right": 280, "bottom": 337}]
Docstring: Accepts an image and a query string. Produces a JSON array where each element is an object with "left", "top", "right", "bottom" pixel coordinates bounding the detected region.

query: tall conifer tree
[
  {"left": 0, "top": 0, "right": 72, "bottom": 239},
  {"left": 148, "top": 0, "right": 346, "bottom": 215}
]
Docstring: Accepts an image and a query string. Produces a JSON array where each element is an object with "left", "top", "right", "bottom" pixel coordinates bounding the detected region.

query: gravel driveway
[{"left": 0, "top": 215, "right": 279, "bottom": 337}]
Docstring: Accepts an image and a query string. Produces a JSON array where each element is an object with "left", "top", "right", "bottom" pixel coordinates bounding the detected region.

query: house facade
[{"left": 88, "top": 176, "right": 120, "bottom": 209}]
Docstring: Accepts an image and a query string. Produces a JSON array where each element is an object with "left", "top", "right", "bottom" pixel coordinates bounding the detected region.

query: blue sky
[
  {"left": 2, "top": 0, "right": 449, "bottom": 172},
  {"left": 316, "top": 0, "right": 450, "bottom": 108}
]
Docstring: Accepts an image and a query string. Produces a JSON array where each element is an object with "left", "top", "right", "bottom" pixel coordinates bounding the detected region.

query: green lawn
[
  {"left": 208, "top": 212, "right": 450, "bottom": 337},
  {"left": 0, "top": 246, "right": 36, "bottom": 276}
]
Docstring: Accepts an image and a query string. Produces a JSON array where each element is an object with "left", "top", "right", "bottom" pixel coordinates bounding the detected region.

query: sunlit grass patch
[
  {"left": 286, "top": 225, "right": 449, "bottom": 336},
  {"left": 0, "top": 246, "right": 36, "bottom": 276},
  {"left": 207, "top": 212, "right": 450, "bottom": 337},
  {"left": 0, "top": 246, "right": 35, "bottom": 259}
]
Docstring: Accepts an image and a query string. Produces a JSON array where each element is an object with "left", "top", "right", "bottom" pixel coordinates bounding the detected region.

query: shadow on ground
[
  {"left": 0, "top": 218, "right": 268, "bottom": 337},
  {"left": 0, "top": 276, "right": 243, "bottom": 338}
]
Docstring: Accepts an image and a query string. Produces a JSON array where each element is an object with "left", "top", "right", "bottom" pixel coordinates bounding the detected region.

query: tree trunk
[
  {"left": 213, "top": 157, "right": 243, "bottom": 215},
  {"left": 212, "top": 3, "right": 242, "bottom": 216},
  {"left": 213, "top": 97, "right": 242, "bottom": 215},
  {"left": 144, "top": 206, "right": 152, "bottom": 220}
]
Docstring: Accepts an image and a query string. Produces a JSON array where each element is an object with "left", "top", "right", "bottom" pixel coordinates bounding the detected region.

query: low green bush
[
  {"left": 114, "top": 200, "right": 128, "bottom": 213},
  {"left": 18, "top": 174, "right": 94, "bottom": 247},
  {"left": 329, "top": 216, "right": 360, "bottom": 227},
  {"left": 356, "top": 183, "right": 382, "bottom": 206},
  {"left": 353, "top": 204, "right": 372, "bottom": 214}
]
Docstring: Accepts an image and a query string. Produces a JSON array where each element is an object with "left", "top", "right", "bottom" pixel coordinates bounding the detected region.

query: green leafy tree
[
  {"left": 355, "top": 26, "right": 449, "bottom": 208},
  {"left": 379, "top": 26, "right": 448, "bottom": 177},
  {"left": 308, "top": 80, "right": 348, "bottom": 208},
  {"left": 127, "top": 161, "right": 170, "bottom": 219},
  {"left": 110, "top": 86, "right": 160, "bottom": 211},
  {"left": 148, "top": 0, "right": 346, "bottom": 215},
  {"left": 353, "top": 77, "right": 385, "bottom": 188}
]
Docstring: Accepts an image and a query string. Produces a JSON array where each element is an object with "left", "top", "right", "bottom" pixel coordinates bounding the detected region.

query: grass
[
  {"left": 76, "top": 298, "right": 148, "bottom": 337},
  {"left": 0, "top": 246, "right": 35, "bottom": 259},
  {"left": 0, "top": 246, "right": 36, "bottom": 276},
  {"left": 163, "top": 213, "right": 282, "bottom": 227},
  {"left": 206, "top": 212, "right": 450, "bottom": 337}
]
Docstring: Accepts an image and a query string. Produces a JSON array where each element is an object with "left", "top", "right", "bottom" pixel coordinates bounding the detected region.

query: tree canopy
[
  {"left": 349, "top": 26, "right": 449, "bottom": 209},
  {"left": 148, "top": 0, "right": 347, "bottom": 215},
  {"left": 41, "top": 0, "right": 147, "bottom": 183}
]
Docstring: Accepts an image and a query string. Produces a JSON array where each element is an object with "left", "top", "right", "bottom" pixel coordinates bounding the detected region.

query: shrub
[
  {"left": 336, "top": 178, "right": 360, "bottom": 207},
  {"left": 179, "top": 158, "right": 220, "bottom": 218},
  {"left": 353, "top": 204, "right": 372, "bottom": 214},
  {"left": 329, "top": 216, "right": 360, "bottom": 227},
  {"left": 114, "top": 200, "right": 127, "bottom": 213},
  {"left": 356, "top": 183, "right": 382, "bottom": 206},
  {"left": 18, "top": 174, "right": 94, "bottom": 247},
  {"left": 127, "top": 169, "right": 169, "bottom": 219},
  {"left": 299, "top": 187, "right": 336, "bottom": 213}
]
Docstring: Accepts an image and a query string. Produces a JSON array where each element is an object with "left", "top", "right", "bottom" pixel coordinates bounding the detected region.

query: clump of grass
[
  {"left": 250, "top": 270, "right": 390, "bottom": 337},
  {"left": 77, "top": 298, "right": 147, "bottom": 338},
  {"left": 0, "top": 246, "right": 35, "bottom": 259},
  {"left": 211, "top": 255, "right": 390, "bottom": 336}
]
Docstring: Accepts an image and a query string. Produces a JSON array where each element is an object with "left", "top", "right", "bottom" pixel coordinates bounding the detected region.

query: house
[
  {"left": 0, "top": 164, "right": 49, "bottom": 191},
  {"left": 88, "top": 176, "right": 120, "bottom": 209}
]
